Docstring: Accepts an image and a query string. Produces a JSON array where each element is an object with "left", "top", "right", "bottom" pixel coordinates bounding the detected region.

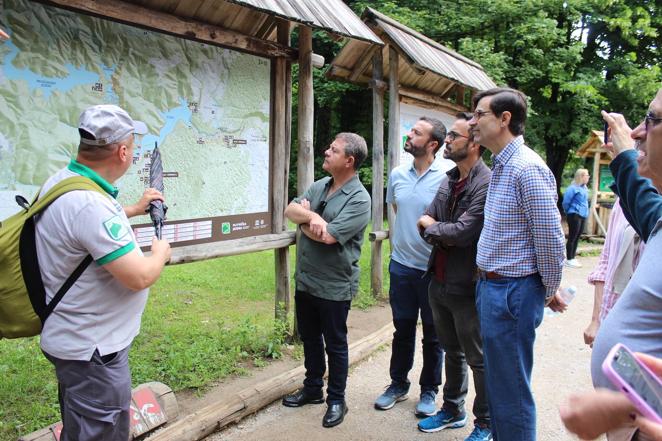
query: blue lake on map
[
  {"left": 140, "top": 98, "right": 192, "bottom": 154},
  {"left": 2, "top": 40, "right": 103, "bottom": 99}
]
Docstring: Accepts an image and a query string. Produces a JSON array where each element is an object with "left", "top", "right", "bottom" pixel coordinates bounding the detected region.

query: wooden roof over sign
[
  {"left": 577, "top": 130, "right": 610, "bottom": 158},
  {"left": 41, "top": 0, "right": 382, "bottom": 58},
  {"left": 327, "top": 7, "right": 496, "bottom": 107}
]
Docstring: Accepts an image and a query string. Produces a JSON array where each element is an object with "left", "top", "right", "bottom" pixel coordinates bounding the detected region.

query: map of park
[{"left": 0, "top": 0, "right": 271, "bottom": 238}]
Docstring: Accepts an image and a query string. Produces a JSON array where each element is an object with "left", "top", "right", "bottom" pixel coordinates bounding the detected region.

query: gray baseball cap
[{"left": 78, "top": 104, "right": 148, "bottom": 146}]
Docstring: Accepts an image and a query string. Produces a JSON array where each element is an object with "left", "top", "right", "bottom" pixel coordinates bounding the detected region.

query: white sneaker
[{"left": 564, "top": 259, "right": 582, "bottom": 268}]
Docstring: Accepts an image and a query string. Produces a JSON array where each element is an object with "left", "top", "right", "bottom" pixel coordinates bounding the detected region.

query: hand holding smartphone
[
  {"left": 603, "top": 121, "right": 610, "bottom": 145},
  {"left": 602, "top": 343, "right": 662, "bottom": 424}
]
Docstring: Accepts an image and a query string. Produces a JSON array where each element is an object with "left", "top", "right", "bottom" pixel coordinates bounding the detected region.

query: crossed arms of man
[{"left": 284, "top": 199, "right": 338, "bottom": 245}]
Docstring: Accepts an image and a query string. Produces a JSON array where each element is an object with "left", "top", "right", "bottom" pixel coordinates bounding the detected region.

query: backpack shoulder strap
[
  {"left": 28, "top": 176, "right": 107, "bottom": 216},
  {"left": 22, "top": 175, "right": 109, "bottom": 325}
]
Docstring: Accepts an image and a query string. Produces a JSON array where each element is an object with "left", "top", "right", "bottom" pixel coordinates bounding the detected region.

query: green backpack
[{"left": 0, "top": 176, "right": 105, "bottom": 339}]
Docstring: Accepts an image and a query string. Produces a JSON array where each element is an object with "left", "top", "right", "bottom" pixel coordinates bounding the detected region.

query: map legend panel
[{"left": 134, "top": 220, "right": 213, "bottom": 247}]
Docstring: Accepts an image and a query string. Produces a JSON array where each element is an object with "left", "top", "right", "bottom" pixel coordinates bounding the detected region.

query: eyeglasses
[
  {"left": 473, "top": 110, "right": 493, "bottom": 120},
  {"left": 645, "top": 112, "right": 662, "bottom": 132},
  {"left": 447, "top": 131, "right": 469, "bottom": 141}
]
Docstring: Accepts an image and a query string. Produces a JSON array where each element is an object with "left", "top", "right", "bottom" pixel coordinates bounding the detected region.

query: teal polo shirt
[{"left": 294, "top": 175, "right": 371, "bottom": 301}]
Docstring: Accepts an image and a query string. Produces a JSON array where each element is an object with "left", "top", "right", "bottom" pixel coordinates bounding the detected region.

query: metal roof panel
[{"left": 227, "top": 0, "right": 383, "bottom": 45}]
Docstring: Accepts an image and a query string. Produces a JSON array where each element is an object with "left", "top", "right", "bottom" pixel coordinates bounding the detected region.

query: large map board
[{"left": 0, "top": 0, "right": 272, "bottom": 246}]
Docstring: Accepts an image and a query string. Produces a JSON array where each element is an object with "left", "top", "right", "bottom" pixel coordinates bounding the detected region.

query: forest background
[{"left": 294, "top": 0, "right": 661, "bottom": 199}]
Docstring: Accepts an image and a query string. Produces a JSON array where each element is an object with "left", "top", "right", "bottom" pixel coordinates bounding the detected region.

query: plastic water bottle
[{"left": 544, "top": 285, "right": 577, "bottom": 317}]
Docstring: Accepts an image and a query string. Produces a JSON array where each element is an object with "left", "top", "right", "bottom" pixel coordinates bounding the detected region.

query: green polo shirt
[{"left": 294, "top": 175, "right": 371, "bottom": 301}]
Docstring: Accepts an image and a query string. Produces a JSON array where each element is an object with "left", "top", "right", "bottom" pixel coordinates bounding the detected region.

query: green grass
[{"left": 0, "top": 229, "right": 390, "bottom": 440}]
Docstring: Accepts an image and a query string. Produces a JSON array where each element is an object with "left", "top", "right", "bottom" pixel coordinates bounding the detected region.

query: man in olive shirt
[{"left": 282, "top": 132, "right": 371, "bottom": 428}]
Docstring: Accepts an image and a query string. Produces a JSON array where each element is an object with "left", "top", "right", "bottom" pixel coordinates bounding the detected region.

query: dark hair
[
  {"left": 419, "top": 116, "right": 447, "bottom": 154},
  {"left": 455, "top": 112, "right": 486, "bottom": 155},
  {"left": 336, "top": 132, "right": 368, "bottom": 170},
  {"left": 472, "top": 87, "right": 528, "bottom": 136}
]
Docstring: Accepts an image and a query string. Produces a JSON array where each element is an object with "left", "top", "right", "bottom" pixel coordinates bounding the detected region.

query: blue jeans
[
  {"left": 388, "top": 259, "right": 443, "bottom": 393},
  {"left": 476, "top": 274, "right": 545, "bottom": 441}
]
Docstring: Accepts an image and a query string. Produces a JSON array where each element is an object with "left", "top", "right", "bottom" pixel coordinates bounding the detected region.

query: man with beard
[
  {"left": 416, "top": 112, "right": 492, "bottom": 441},
  {"left": 374, "top": 117, "right": 446, "bottom": 418}
]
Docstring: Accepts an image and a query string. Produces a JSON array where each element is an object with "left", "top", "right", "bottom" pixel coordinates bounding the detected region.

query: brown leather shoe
[{"left": 282, "top": 389, "right": 324, "bottom": 407}]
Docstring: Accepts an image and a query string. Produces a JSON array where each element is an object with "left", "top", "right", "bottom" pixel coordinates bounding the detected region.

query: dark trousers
[
  {"left": 428, "top": 278, "right": 489, "bottom": 427},
  {"left": 388, "top": 260, "right": 443, "bottom": 393},
  {"left": 43, "top": 346, "right": 132, "bottom": 441},
  {"left": 295, "top": 290, "right": 351, "bottom": 404},
  {"left": 476, "top": 274, "right": 545, "bottom": 441},
  {"left": 566, "top": 213, "right": 586, "bottom": 259}
]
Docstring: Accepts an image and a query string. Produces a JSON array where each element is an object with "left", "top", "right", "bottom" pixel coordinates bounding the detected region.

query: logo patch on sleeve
[{"left": 103, "top": 215, "right": 130, "bottom": 241}]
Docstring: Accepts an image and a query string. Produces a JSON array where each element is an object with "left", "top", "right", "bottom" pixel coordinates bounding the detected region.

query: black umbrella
[{"left": 148, "top": 143, "right": 168, "bottom": 239}]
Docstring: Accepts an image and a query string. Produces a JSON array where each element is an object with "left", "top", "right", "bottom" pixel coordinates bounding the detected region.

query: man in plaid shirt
[{"left": 468, "top": 88, "right": 566, "bottom": 441}]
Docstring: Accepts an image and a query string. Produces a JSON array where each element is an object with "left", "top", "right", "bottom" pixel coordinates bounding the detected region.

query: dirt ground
[{"left": 191, "top": 255, "right": 602, "bottom": 441}]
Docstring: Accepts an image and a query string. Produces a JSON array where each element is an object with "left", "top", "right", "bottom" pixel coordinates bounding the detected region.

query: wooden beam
[
  {"left": 272, "top": 20, "right": 291, "bottom": 322},
  {"left": 349, "top": 44, "right": 380, "bottom": 82},
  {"left": 371, "top": 49, "right": 385, "bottom": 299},
  {"left": 166, "top": 232, "right": 295, "bottom": 265},
  {"left": 399, "top": 86, "right": 468, "bottom": 113},
  {"left": 40, "top": 0, "right": 297, "bottom": 59},
  {"left": 587, "top": 151, "right": 601, "bottom": 235},
  {"left": 456, "top": 85, "right": 466, "bottom": 107},
  {"left": 369, "top": 230, "right": 390, "bottom": 242},
  {"left": 297, "top": 25, "right": 314, "bottom": 194},
  {"left": 387, "top": 46, "right": 400, "bottom": 233}
]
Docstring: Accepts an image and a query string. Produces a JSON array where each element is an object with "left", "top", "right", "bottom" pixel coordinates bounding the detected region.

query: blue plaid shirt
[{"left": 477, "top": 136, "right": 565, "bottom": 297}]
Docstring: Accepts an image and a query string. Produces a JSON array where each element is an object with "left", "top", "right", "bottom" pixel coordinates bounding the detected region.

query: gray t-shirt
[
  {"left": 591, "top": 220, "right": 662, "bottom": 389},
  {"left": 36, "top": 164, "right": 147, "bottom": 361}
]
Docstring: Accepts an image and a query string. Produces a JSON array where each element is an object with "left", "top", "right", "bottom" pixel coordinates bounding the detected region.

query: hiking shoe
[
  {"left": 415, "top": 390, "right": 437, "bottom": 417},
  {"left": 374, "top": 383, "right": 409, "bottom": 410},
  {"left": 465, "top": 425, "right": 492, "bottom": 441},
  {"left": 418, "top": 408, "right": 467, "bottom": 433},
  {"left": 564, "top": 258, "right": 582, "bottom": 268}
]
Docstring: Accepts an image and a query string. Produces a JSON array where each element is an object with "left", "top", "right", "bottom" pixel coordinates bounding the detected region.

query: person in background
[
  {"left": 562, "top": 168, "right": 590, "bottom": 268},
  {"left": 583, "top": 201, "right": 643, "bottom": 347}
]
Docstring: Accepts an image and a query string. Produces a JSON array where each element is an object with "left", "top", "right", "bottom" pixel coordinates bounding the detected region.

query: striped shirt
[{"left": 477, "top": 136, "right": 565, "bottom": 297}]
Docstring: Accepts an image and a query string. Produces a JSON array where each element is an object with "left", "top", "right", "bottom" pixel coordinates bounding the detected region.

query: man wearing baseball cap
[{"left": 36, "top": 104, "right": 171, "bottom": 440}]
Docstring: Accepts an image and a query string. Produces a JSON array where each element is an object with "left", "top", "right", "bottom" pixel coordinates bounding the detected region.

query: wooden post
[
  {"left": 370, "top": 49, "right": 385, "bottom": 299},
  {"left": 387, "top": 47, "right": 400, "bottom": 234},
  {"left": 297, "top": 25, "right": 314, "bottom": 194},
  {"left": 272, "top": 21, "right": 291, "bottom": 323},
  {"left": 588, "top": 151, "right": 601, "bottom": 235}
]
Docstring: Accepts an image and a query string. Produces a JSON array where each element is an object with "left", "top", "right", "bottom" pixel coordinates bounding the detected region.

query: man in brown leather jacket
[{"left": 415, "top": 112, "right": 492, "bottom": 441}]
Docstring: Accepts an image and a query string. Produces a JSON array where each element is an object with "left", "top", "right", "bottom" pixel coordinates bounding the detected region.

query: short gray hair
[{"left": 336, "top": 132, "right": 368, "bottom": 170}]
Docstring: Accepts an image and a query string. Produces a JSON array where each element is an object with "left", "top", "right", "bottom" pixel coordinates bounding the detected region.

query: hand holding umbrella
[{"left": 149, "top": 144, "right": 168, "bottom": 239}]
